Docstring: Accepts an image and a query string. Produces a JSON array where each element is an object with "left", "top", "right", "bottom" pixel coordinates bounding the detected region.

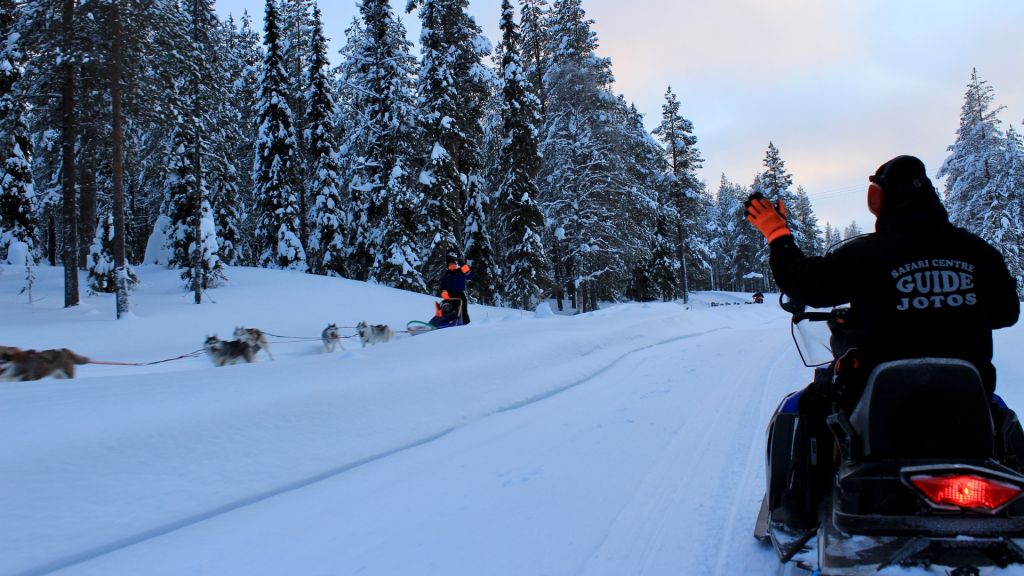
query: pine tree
[
  {"left": 538, "top": 0, "right": 625, "bottom": 312},
  {"left": 252, "top": 0, "right": 307, "bottom": 271},
  {"left": 162, "top": 121, "right": 226, "bottom": 289},
  {"left": 408, "top": 0, "right": 494, "bottom": 280},
  {"left": 87, "top": 210, "right": 138, "bottom": 294},
  {"left": 939, "top": 69, "right": 1006, "bottom": 231},
  {"left": 753, "top": 142, "right": 809, "bottom": 245},
  {"left": 789, "top": 185, "right": 823, "bottom": 256},
  {"left": 519, "top": 0, "right": 548, "bottom": 122},
  {"left": 494, "top": 0, "right": 549, "bottom": 309},
  {"left": 652, "top": 86, "right": 704, "bottom": 303},
  {"left": 978, "top": 124, "right": 1024, "bottom": 297},
  {"left": 0, "top": 0, "right": 36, "bottom": 264},
  {"left": 348, "top": 0, "right": 424, "bottom": 290},
  {"left": 279, "top": 0, "right": 315, "bottom": 248},
  {"left": 822, "top": 222, "right": 843, "bottom": 250},
  {"left": 843, "top": 221, "right": 863, "bottom": 240},
  {"left": 303, "top": 6, "right": 346, "bottom": 277},
  {"left": 223, "top": 12, "right": 263, "bottom": 265},
  {"left": 714, "top": 175, "right": 759, "bottom": 291}
]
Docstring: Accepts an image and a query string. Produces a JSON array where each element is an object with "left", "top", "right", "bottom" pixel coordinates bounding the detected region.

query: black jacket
[{"left": 769, "top": 203, "right": 1019, "bottom": 394}]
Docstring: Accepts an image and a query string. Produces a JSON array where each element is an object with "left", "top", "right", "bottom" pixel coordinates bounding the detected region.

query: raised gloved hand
[{"left": 745, "top": 192, "right": 791, "bottom": 243}]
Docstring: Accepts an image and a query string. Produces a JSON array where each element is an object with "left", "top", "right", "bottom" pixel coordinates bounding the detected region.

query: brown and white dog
[
  {"left": 233, "top": 326, "right": 274, "bottom": 360},
  {"left": 0, "top": 346, "right": 91, "bottom": 381},
  {"left": 203, "top": 335, "right": 256, "bottom": 367}
]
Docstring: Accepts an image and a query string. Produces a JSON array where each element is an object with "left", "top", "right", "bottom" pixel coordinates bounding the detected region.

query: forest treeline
[{"left": 1, "top": 0, "right": 1020, "bottom": 317}]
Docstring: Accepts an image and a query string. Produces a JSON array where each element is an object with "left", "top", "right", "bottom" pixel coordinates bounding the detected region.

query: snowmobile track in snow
[{"left": 18, "top": 327, "right": 726, "bottom": 576}]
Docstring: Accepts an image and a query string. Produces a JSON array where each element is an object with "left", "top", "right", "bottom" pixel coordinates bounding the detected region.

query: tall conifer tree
[
  {"left": 252, "top": 0, "right": 306, "bottom": 271},
  {"left": 305, "top": 6, "right": 346, "bottom": 276},
  {"left": 494, "top": 0, "right": 549, "bottom": 309},
  {"left": 0, "top": 0, "right": 36, "bottom": 264}
]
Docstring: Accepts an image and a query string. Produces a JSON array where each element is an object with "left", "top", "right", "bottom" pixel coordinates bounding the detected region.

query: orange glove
[
  {"left": 745, "top": 194, "right": 791, "bottom": 243},
  {"left": 460, "top": 264, "right": 470, "bottom": 273}
]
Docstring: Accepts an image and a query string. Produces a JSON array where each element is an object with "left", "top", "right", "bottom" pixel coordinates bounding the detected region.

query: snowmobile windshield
[{"left": 792, "top": 309, "right": 835, "bottom": 367}]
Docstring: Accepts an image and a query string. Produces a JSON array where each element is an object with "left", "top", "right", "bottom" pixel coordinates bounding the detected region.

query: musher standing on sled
[
  {"left": 745, "top": 154, "right": 1020, "bottom": 529},
  {"left": 440, "top": 259, "right": 473, "bottom": 326}
]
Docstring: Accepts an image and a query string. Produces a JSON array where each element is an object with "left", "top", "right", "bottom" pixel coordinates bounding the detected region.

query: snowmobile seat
[{"left": 849, "top": 358, "right": 994, "bottom": 460}]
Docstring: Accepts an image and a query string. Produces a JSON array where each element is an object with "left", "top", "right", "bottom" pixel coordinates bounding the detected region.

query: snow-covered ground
[{"left": 3, "top": 265, "right": 1023, "bottom": 576}]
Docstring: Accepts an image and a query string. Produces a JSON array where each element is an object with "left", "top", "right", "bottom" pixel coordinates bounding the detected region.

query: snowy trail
[
  {"left": 41, "top": 309, "right": 807, "bottom": 576},
  {"left": 6, "top": 267, "right": 1022, "bottom": 576}
]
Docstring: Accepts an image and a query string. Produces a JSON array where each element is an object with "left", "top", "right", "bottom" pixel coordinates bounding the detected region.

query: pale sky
[{"left": 216, "top": 0, "right": 1024, "bottom": 232}]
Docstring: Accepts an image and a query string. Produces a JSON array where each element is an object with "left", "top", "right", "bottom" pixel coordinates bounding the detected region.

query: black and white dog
[
  {"left": 356, "top": 321, "right": 393, "bottom": 347},
  {"left": 322, "top": 323, "right": 343, "bottom": 353},
  {"left": 204, "top": 335, "right": 256, "bottom": 367}
]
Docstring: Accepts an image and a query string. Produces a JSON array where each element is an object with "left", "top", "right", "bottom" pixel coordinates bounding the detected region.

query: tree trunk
[
  {"left": 190, "top": 0, "right": 203, "bottom": 304},
  {"left": 676, "top": 222, "right": 689, "bottom": 304},
  {"left": 111, "top": 3, "right": 129, "bottom": 318},
  {"left": 61, "top": 0, "right": 79, "bottom": 307},
  {"left": 77, "top": 137, "right": 96, "bottom": 268},
  {"left": 551, "top": 237, "right": 564, "bottom": 311}
]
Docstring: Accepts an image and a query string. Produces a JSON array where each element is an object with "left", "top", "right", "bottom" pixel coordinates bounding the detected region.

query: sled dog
[
  {"left": 204, "top": 335, "right": 256, "bottom": 367},
  {"left": 356, "top": 321, "right": 393, "bottom": 347},
  {"left": 233, "top": 326, "right": 274, "bottom": 360},
  {"left": 322, "top": 323, "right": 343, "bottom": 353},
  {"left": 0, "top": 346, "right": 91, "bottom": 381}
]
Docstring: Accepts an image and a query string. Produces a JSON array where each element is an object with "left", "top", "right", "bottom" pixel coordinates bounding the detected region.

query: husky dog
[
  {"left": 356, "top": 321, "right": 393, "bottom": 347},
  {"left": 0, "top": 346, "right": 91, "bottom": 381},
  {"left": 321, "top": 323, "right": 343, "bottom": 353},
  {"left": 233, "top": 326, "right": 274, "bottom": 360},
  {"left": 204, "top": 335, "right": 256, "bottom": 367}
]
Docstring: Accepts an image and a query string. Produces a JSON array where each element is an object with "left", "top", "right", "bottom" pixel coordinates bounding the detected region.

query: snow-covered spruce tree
[
  {"left": 709, "top": 175, "right": 747, "bottom": 291},
  {"left": 223, "top": 12, "right": 263, "bottom": 265},
  {"left": 346, "top": 0, "right": 424, "bottom": 290},
  {"left": 87, "top": 210, "right": 138, "bottom": 294},
  {"left": 976, "top": 124, "right": 1024, "bottom": 297},
  {"left": 843, "top": 221, "right": 863, "bottom": 240},
  {"left": 939, "top": 69, "right": 1007, "bottom": 232},
  {"left": 493, "top": 0, "right": 550, "bottom": 310},
  {"left": 789, "top": 185, "right": 823, "bottom": 256},
  {"left": 652, "top": 86, "right": 706, "bottom": 302},
  {"left": 539, "top": 0, "right": 628, "bottom": 312},
  {"left": 162, "top": 121, "right": 226, "bottom": 290},
  {"left": 750, "top": 142, "right": 822, "bottom": 287},
  {"left": 822, "top": 221, "right": 843, "bottom": 250},
  {"left": 161, "top": 0, "right": 230, "bottom": 299},
  {"left": 17, "top": 0, "right": 79, "bottom": 305},
  {"left": 0, "top": 0, "right": 36, "bottom": 265},
  {"left": 617, "top": 100, "right": 677, "bottom": 302},
  {"left": 519, "top": 0, "right": 549, "bottom": 122},
  {"left": 252, "top": 0, "right": 306, "bottom": 271},
  {"left": 304, "top": 5, "right": 346, "bottom": 277},
  {"left": 279, "top": 0, "right": 315, "bottom": 248},
  {"left": 407, "top": 0, "right": 494, "bottom": 281},
  {"left": 203, "top": 15, "right": 249, "bottom": 268},
  {"left": 340, "top": 0, "right": 417, "bottom": 282}
]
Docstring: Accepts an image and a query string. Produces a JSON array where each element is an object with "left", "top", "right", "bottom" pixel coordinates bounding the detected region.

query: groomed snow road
[{"left": 5, "top": 269, "right": 1021, "bottom": 576}]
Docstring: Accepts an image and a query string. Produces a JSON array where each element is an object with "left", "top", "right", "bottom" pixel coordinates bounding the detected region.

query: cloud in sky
[{"left": 216, "top": 0, "right": 1024, "bottom": 231}]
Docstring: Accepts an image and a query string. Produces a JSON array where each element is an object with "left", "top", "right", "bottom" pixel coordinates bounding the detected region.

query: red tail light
[{"left": 909, "top": 473, "right": 1023, "bottom": 511}]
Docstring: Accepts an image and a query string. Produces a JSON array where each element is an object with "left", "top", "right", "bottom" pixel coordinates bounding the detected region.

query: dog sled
[{"left": 407, "top": 298, "right": 463, "bottom": 336}]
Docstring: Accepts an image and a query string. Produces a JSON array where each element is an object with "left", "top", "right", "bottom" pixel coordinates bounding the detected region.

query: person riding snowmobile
[{"left": 746, "top": 154, "right": 1021, "bottom": 528}]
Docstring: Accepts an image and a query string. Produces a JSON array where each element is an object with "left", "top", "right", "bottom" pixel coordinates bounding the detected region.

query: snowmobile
[{"left": 755, "top": 295, "right": 1024, "bottom": 575}]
